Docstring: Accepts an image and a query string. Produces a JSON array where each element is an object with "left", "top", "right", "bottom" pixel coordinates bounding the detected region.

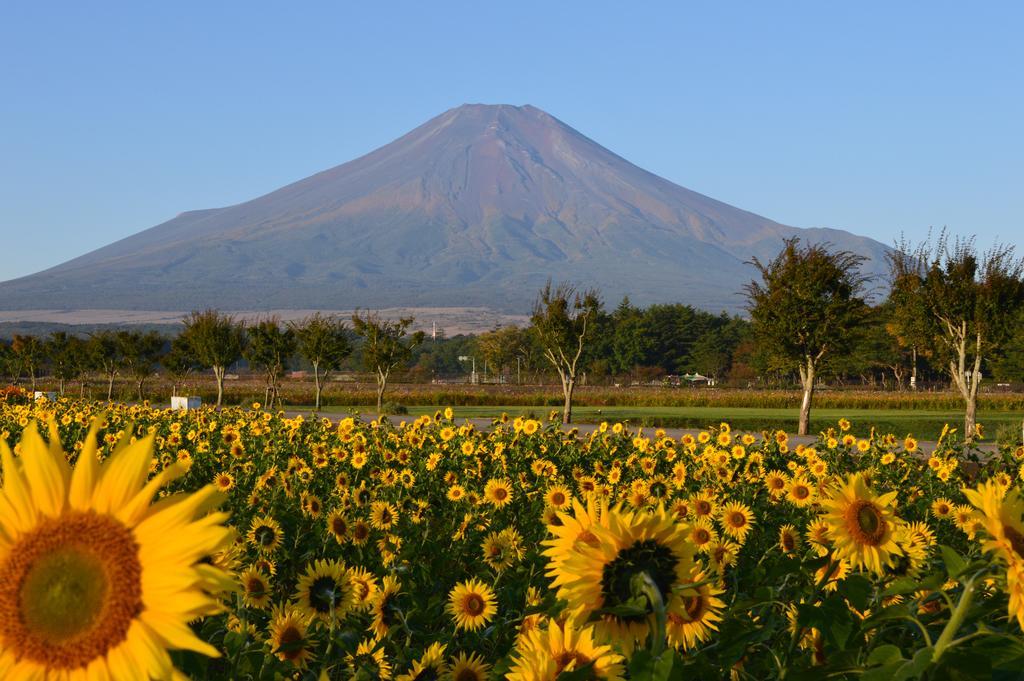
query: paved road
[{"left": 282, "top": 410, "right": 1001, "bottom": 457}]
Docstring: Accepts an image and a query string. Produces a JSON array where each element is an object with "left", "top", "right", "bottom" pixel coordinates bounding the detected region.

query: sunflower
[
  {"left": 484, "top": 478, "right": 513, "bottom": 508},
  {"left": 764, "top": 470, "right": 789, "bottom": 497},
  {"left": 371, "top": 575, "right": 402, "bottom": 638},
  {"left": 819, "top": 473, "right": 903, "bottom": 575},
  {"left": 666, "top": 569, "right": 726, "bottom": 651},
  {"left": 240, "top": 566, "right": 272, "bottom": 609},
  {"left": 352, "top": 519, "right": 371, "bottom": 545},
  {"left": 268, "top": 606, "right": 315, "bottom": 668},
  {"left": 962, "top": 481, "right": 1024, "bottom": 627},
  {"left": 787, "top": 476, "right": 816, "bottom": 507},
  {"left": 687, "top": 518, "right": 718, "bottom": 553},
  {"left": 718, "top": 501, "right": 755, "bottom": 543},
  {"left": 447, "top": 578, "right": 497, "bottom": 631},
  {"left": 293, "top": 558, "right": 356, "bottom": 624},
  {"left": 326, "top": 509, "right": 349, "bottom": 543},
  {"left": 370, "top": 501, "right": 400, "bottom": 531},
  {"left": 214, "top": 471, "right": 235, "bottom": 491},
  {"left": 507, "top": 618, "right": 624, "bottom": 681},
  {"left": 482, "top": 531, "right": 518, "bottom": 572},
  {"left": 542, "top": 496, "right": 609, "bottom": 573},
  {"left": 447, "top": 651, "right": 490, "bottom": 681},
  {"left": 248, "top": 514, "right": 284, "bottom": 554},
  {"left": 963, "top": 481, "right": 1024, "bottom": 569},
  {"left": 347, "top": 637, "right": 393, "bottom": 679},
  {"left": 778, "top": 524, "right": 801, "bottom": 554},
  {"left": 397, "top": 642, "right": 448, "bottom": 681},
  {"left": 549, "top": 504, "right": 696, "bottom": 651},
  {"left": 544, "top": 485, "right": 572, "bottom": 510},
  {"left": 0, "top": 421, "right": 233, "bottom": 679},
  {"left": 349, "top": 566, "right": 379, "bottom": 611}
]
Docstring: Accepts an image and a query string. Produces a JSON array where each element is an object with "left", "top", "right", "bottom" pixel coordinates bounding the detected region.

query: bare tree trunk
[
  {"left": 561, "top": 373, "right": 575, "bottom": 424},
  {"left": 107, "top": 373, "right": 115, "bottom": 401},
  {"left": 376, "top": 368, "right": 387, "bottom": 413},
  {"left": 911, "top": 346, "right": 918, "bottom": 390},
  {"left": 798, "top": 358, "right": 815, "bottom": 436},
  {"left": 58, "top": 378, "right": 65, "bottom": 396},
  {"left": 214, "top": 366, "right": 225, "bottom": 408},
  {"left": 313, "top": 361, "right": 322, "bottom": 411},
  {"left": 137, "top": 378, "right": 145, "bottom": 402}
]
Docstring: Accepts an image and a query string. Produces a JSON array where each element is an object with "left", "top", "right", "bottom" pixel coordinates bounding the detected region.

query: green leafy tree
[
  {"left": 744, "top": 238, "right": 870, "bottom": 435},
  {"left": 889, "top": 232, "right": 1024, "bottom": 440},
  {"left": 530, "top": 281, "right": 602, "bottom": 424},
  {"left": 117, "top": 330, "right": 165, "bottom": 402},
  {"left": 610, "top": 297, "right": 649, "bottom": 378},
  {"left": 163, "top": 334, "right": 200, "bottom": 397},
  {"left": 180, "top": 310, "right": 247, "bottom": 408},
  {"left": 291, "top": 313, "right": 352, "bottom": 411},
  {"left": 87, "top": 330, "right": 124, "bottom": 401},
  {"left": 45, "top": 332, "right": 87, "bottom": 396},
  {"left": 11, "top": 334, "right": 44, "bottom": 391},
  {"left": 351, "top": 312, "right": 425, "bottom": 413},
  {"left": 244, "top": 318, "right": 296, "bottom": 409}
]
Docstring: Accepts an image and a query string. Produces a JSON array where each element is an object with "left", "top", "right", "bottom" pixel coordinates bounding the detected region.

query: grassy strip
[{"left": 290, "top": 404, "right": 1024, "bottom": 441}]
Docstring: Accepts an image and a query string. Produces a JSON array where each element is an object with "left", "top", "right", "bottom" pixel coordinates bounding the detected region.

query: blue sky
[{"left": 1, "top": 2, "right": 1021, "bottom": 282}]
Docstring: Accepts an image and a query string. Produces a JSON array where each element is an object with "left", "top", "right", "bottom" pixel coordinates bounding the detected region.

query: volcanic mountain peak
[{"left": 0, "top": 104, "right": 890, "bottom": 314}]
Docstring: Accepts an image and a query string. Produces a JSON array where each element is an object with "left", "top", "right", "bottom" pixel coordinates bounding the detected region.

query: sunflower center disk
[
  {"left": 851, "top": 501, "right": 887, "bottom": 545},
  {"left": 601, "top": 539, "right": 679, "bottom": 619},
  {"left": 0, "top": 511, "right": 142, "bottom": 670},
  {"left": 1005, "top": 526, "right": 1024, "bottom": 559}
]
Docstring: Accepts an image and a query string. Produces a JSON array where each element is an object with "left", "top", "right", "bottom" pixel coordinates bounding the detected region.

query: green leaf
[
  {"left": 628, "top": 650, "right": 676, "bottom": 681},
  {"left": 866, "top": 644, "right": 905, "bottom": 667},
  {"left": 841, "top": 574, "right": 874, "bottom": 611},
  {"left": 939, "top": 545, "right": 968, "bottom": 579}
]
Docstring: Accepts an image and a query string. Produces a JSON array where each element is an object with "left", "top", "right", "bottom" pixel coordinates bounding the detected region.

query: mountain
[{"left": 0, "top": 104, "right": 890, "bottom": 314}]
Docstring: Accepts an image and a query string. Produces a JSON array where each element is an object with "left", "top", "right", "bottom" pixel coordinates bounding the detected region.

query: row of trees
[
  {"left": 1, "top": 231, "right": 1021, "bottom": 434},
  {"left": 743, "top": 232, "right": 1024, "bottom": 438}
]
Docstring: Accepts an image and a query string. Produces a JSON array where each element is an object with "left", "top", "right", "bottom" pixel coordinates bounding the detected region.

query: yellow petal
[
  {"left": 20, "top": 422, "right": 68, "bottom": 518},
  {"left": 92, "top": 434, "right": 155, "bottom": 514},
  {"left": 69, "top": 419, "right": 104, "bottom": 510}
]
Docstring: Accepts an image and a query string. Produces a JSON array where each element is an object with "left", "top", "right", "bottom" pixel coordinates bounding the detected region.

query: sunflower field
[{"left": 1, "top": 399, "right": 1024, "bottom": 680}]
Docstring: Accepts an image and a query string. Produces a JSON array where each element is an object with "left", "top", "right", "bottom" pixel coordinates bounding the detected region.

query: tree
[
  {"left": 45, "top": 332, "right": 86, "bottom": 396},
  {"left": 117, "top": 330, "right": 165, "bottom": 402},
  {"left": 87, "top": 330, "right": 123, "bottom": 401},
  {"left": 476, "top": 326, "right": 524, "bottom": 383},
  {"left": 180, "top": 310, "right": 247, "bottom": 408},
  {"left": 11, "top": 335, "right": 44, "bottom": 391},
  {"left": 351, "top": 312, "right": 425, "bottom": 413},
  {"left": 163, "top": 335, "right": 200, "bottom": 397},
  {"left": 291, "top": 313, "right": 352, "bottom": 411},
  {"left": 530, "top": 281, "right": 602, "bottom": 424},
  {"left": 610, "top": 297, "right": 648, "bottom": 378},
  {"left": 244, "top": 318, "right": 296, "bottom": 409},
  {"left": 744, "top": 238, "right": 870, "bottom": 435},
  {"left": 889, "top": 232, "right": 1024, "bottom": 441}
]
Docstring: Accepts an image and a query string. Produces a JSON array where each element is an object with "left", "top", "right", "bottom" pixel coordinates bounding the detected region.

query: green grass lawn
[{"left": 290, "top": 404, "right": 1024, "bottom": 441}]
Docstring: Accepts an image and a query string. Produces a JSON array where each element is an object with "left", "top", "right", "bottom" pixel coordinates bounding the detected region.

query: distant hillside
[{"left": 0, "top": 104, "right": 891, "bottom": 314}]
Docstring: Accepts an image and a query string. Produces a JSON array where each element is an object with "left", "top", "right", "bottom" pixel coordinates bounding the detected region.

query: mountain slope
[{"left": 0, "top": 104, "right": 890, "bottom": 313}]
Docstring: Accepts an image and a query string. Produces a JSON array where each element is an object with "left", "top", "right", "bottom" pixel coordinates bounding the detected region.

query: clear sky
[{"left": 1, "top": 2, "right": 1021, "bottom": 282}]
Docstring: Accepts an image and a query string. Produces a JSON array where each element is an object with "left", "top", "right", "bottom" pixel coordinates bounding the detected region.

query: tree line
[{"left": 1, "top": 231, "right": 1022, "bottom": 435}]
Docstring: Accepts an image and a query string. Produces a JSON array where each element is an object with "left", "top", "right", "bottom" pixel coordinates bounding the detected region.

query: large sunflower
[
  {"left": 819, "top": 473, "right": 903, "bottom": 575},
  {"left": 507, "top": 618, "right": 624, "bottom": 681},
  {"left": 665, "top": 569, "right": 726, "bottom": 651},
  {"left": 548, "top": 503, "right": 696, "bottom": 651},
  {"left": 268, "top": 606, "right": 315, "bottom": 669},
  {"left": 962, "top": 481, "right": 1024, "bottom": 628},
  {"left": 446, "top": 578, "right": 497, "bottom": 632},
  {"left": 0, "top": 421, "right": 234, "bottom": 679},
  {"left": 447, "top": 651, "right": 490, "bottom": 681},
  {"left": 293, "top": 558, "right": 356, "bottom": 624}
]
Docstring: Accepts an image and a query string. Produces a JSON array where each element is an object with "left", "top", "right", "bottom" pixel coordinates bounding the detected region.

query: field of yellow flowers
[{"left": 1, "top": 398, "right": 1023, "bottom": 680}]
